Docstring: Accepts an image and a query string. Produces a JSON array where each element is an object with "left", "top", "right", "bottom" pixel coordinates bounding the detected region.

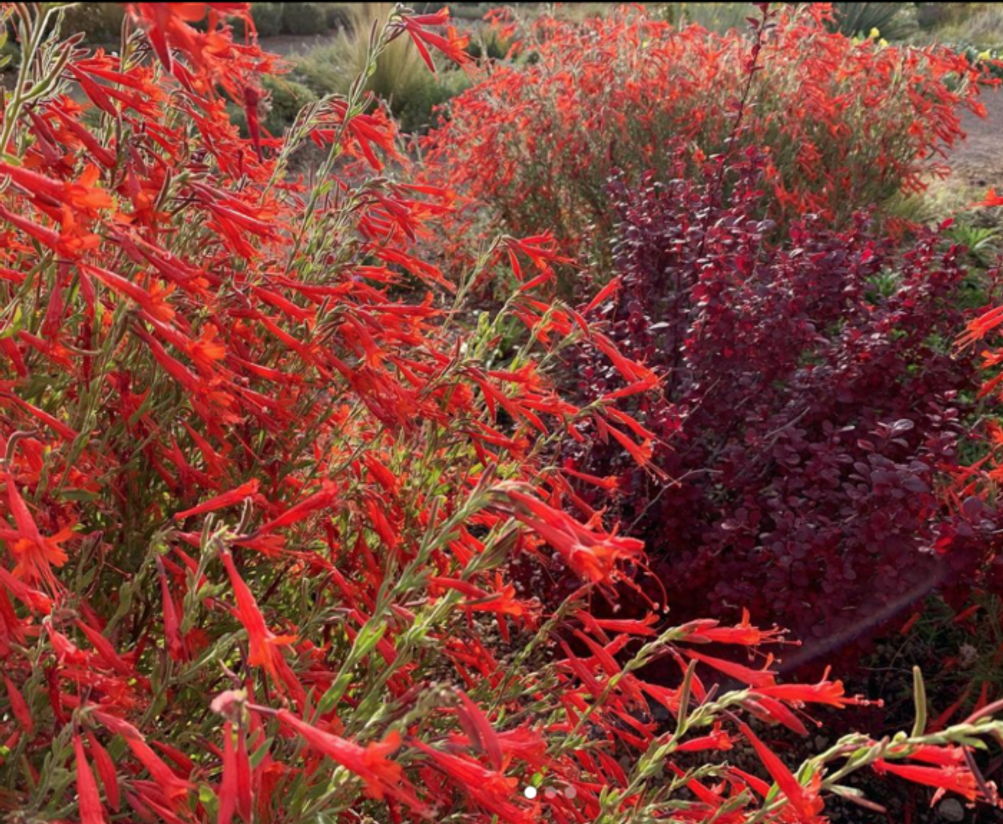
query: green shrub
[
  {"left": 447, "top": 3, "right": 489, "bottom": 22},
  {"left": 916, "top": 3, "right": 955, "bottom": 30},
  {"left": 934, "top": 5, "right": 1003, "bottom": 47},
  {"left": 251, "top": 2, "right": 284, "bottom": 37},
  {"left": 281, "top": 2, "right": 331, "bottom": 36},
  {"left": 394, "top": 67, "right": 472, "bottom": 133},
  {"left": 465, "top": 26, "right": 511, "bottom": 60},
  {"left": 827, "top": 2, "right": 917, "bottom": 40},
  {"left": 230, "top": 74, "right": 319, "bottom": 136},
  {"left": 914, "top": 3, "right": 1003, "bottom": 41},
  {"left": 0, "top": 32, "right": 17, "bottom": 73},
  {"left": 663, "top": 3, "right": 754, "bottom": 33},
  {"left": 263, "top": 74, "right": 318, "bottom": 133},
  {"left": 57, "top": 3, "right": 124, "bottom": 43},
  {"left": 324, "top": 4, "right": 352, "bottom": 30}
]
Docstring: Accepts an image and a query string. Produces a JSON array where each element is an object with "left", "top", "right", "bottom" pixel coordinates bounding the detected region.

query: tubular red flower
[
  {"left": 218, "top": 721, "right": 252, "bottom": 824},
  {"left": 504, "top": 488, "right": 644, "bottom": 583},
  {"left": 3, "top": 472, "right": 70, "bottom": 586},
  {"left": 687, "top": 650, "right": 777, "bottom": 688},
  {"left": 96, "top": 713, "right": 191, "bottom": 805},
  {"left": 220, "top": 552, "right": 294, "bottom": 678},
  {"left": 398, "top": 9, "right": 471, "bottom": 72},
  {"left": 74, "top": 734, "right": 107, "bottom": 824},
  {"left": 873, "top": 760, "right": 980, "bottom": 801},
  {"left": 4, "top": 676, "right": 32, "bottom": 734},
  {"left": 173, "top": 479, "right": 260, "bottom": 521},
  {"left": 413, "top": 742, "right": 533, "bottom": 823},
  {"left": 86, "top": 733, "right": 121, "bottom": 812},
  {"left": 753, "top": 667, "right": 867, "bottom": 709},
  {"left": 737, "top": 722, "right": 824, "bottom": 822},
  {"left": 277, "top": 711, "right": 424, "bottom": 811}
]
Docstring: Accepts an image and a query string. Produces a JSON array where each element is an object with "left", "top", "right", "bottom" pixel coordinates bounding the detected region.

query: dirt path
[{"left": 951, "top": 86, "right": 1003, "bottom": 188}]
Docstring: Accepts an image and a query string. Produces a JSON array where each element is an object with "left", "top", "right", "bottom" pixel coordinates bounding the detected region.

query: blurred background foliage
[{"left": 29, "top": 4, "right": 1003, "bottom": 134}]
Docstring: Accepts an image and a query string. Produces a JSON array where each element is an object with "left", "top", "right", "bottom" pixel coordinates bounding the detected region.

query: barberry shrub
[
  {"left": 424, "top": 3, "right": 988, "bottom": 275},
  {"left": 0, "top": 3, "right": 1001, "bottom": 823},
  {"left": 566, "top": 153, "right": 998, "bottom": 661}
]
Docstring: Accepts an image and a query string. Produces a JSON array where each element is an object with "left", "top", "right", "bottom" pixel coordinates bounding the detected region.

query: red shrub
[
  {"left": 566, "top": 153, "right": 998, "bottom": 661},
  {"left": 0, "top": 3, "right": 1000, "bottom": 823},
  {"left": 424, "top": 3, "right": 988, "bottom": 271}
]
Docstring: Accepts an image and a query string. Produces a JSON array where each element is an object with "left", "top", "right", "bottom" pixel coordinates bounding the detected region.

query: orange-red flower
[
  {"left": 221, "top": 551, "right": 294, "bottom": 678},
  {"left": 737, "top": 722, "right": 825, "bottom": 822},
  {"left": 73, "top": 734, "right": 107, "bottom": 824},
  {"left": 504, "top": 488, "right": 644, "bottom": 583},
  {"left": 278, "top": 711, "right": 424, "bottom": 811}
]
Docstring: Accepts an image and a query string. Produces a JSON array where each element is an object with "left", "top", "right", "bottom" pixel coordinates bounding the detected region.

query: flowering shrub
[
  {"left": 424, "top": 3, "right": 987, "bottom": 273},
  {"left": 959, "top": 190, "right": 1003, "bottom": 557},
  {"left": 565, "top": 153, "right": 998, "bottom": 659},
  {"left": 0, "top": 3, "right": 1002, "bottom": 823}
]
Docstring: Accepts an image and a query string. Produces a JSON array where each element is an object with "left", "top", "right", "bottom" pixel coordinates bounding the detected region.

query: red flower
[
  {"left": 218, "top": 721, "right": 253, "bottom": 824},
  {"left": 737, "top": 722, "right": 825, "bottom": 822},
  {"left": 873, "top": 760, "right": 980, "bottom": 802},
  {"left": 4, "top": 472, "right": 71, "bottom": 587},
  {"left": 277, "top": 710, "right": 424, "bottom": 811},
  {"left": 687, "top": 650, "right": 777, "bottom": 688},
  {"left": 682, "top": 609, "right": 784, "bottom": 646},
  {"left": 503, "top": 487, "right": 644, "bottom": 584},
  {"left": 675, "top": 723, "right": 735, "bottom": 753},
  {"left": 3, "top": 677, "right": 32, "bottom": 734},
  {"left": 73, "top": 734, "right": 107, "bottom": 824},
  {"left": 86, "top": 733, "right": 121, "bottom": 812},
  {"left": 752, "top": 667, "right": 867, "bottom": 709},
  {"left": 414, "top": 742, "right": 533, "bottom": 823},
  {"left": 974, "top": 186, "right": 1003, "bottom": 208},
  {"left": 257, "top": 482, "right": 338, "bottom": 534},
  {"left": 95, "top": 713, "right": 192, "bottom": 806},
  {"left": 398, "top": 9, "right": 471, "bottom": 72},
  {"left": 173, "top": 479, "right": 260, "bottom": 521},
  {"left": 220, "top": 551, "right": 295, "bottom": 678}
]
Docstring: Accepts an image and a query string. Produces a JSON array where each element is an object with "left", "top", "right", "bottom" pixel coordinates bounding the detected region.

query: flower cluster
[{"left": 424, "top": 3, "right": 989, "bottom": 276}]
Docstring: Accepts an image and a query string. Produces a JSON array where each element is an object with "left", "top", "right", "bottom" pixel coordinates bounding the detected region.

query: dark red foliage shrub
[{"left": 567, "top": 154, "right": 999, "bottom": 660}]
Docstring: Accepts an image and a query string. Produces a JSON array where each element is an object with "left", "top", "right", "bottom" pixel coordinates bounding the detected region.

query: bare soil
[{"left": 950, "top": 87, "right": 1003, "bottom": 190}]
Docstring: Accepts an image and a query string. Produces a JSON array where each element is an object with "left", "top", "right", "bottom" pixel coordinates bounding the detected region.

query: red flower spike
[
  {"left": 220, "top": 551, "right": 295, "bottom": 679},
  {"left": 86, "top": 733, "right": 121, "bottom": 812},
  {"left": 737, "top": 722, "right": 824, "bottom": 822},
  {"left": 277, "top": 711, "right": 425, "bottom": 812},
  {"left": 504, "top": 488, "right": 643, "bottom": 584},
  {"left": 74, "top": 734, "right": 107, "bottom": 824},
  {"left": 3, "top": 676, "right": 32, "bottom": 735}
]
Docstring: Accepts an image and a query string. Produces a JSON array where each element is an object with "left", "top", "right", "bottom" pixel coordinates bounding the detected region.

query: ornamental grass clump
[{"left": 0, "top": 3, "right": 1001, "bottom": 823}]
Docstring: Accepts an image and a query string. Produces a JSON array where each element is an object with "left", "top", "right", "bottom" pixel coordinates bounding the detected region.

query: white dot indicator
[
  {"left": 524, "top": 786, "right": 537, "bottom": 800},
  {"left": 564, "top": 786, "right": 577, "bottom": 799}
]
